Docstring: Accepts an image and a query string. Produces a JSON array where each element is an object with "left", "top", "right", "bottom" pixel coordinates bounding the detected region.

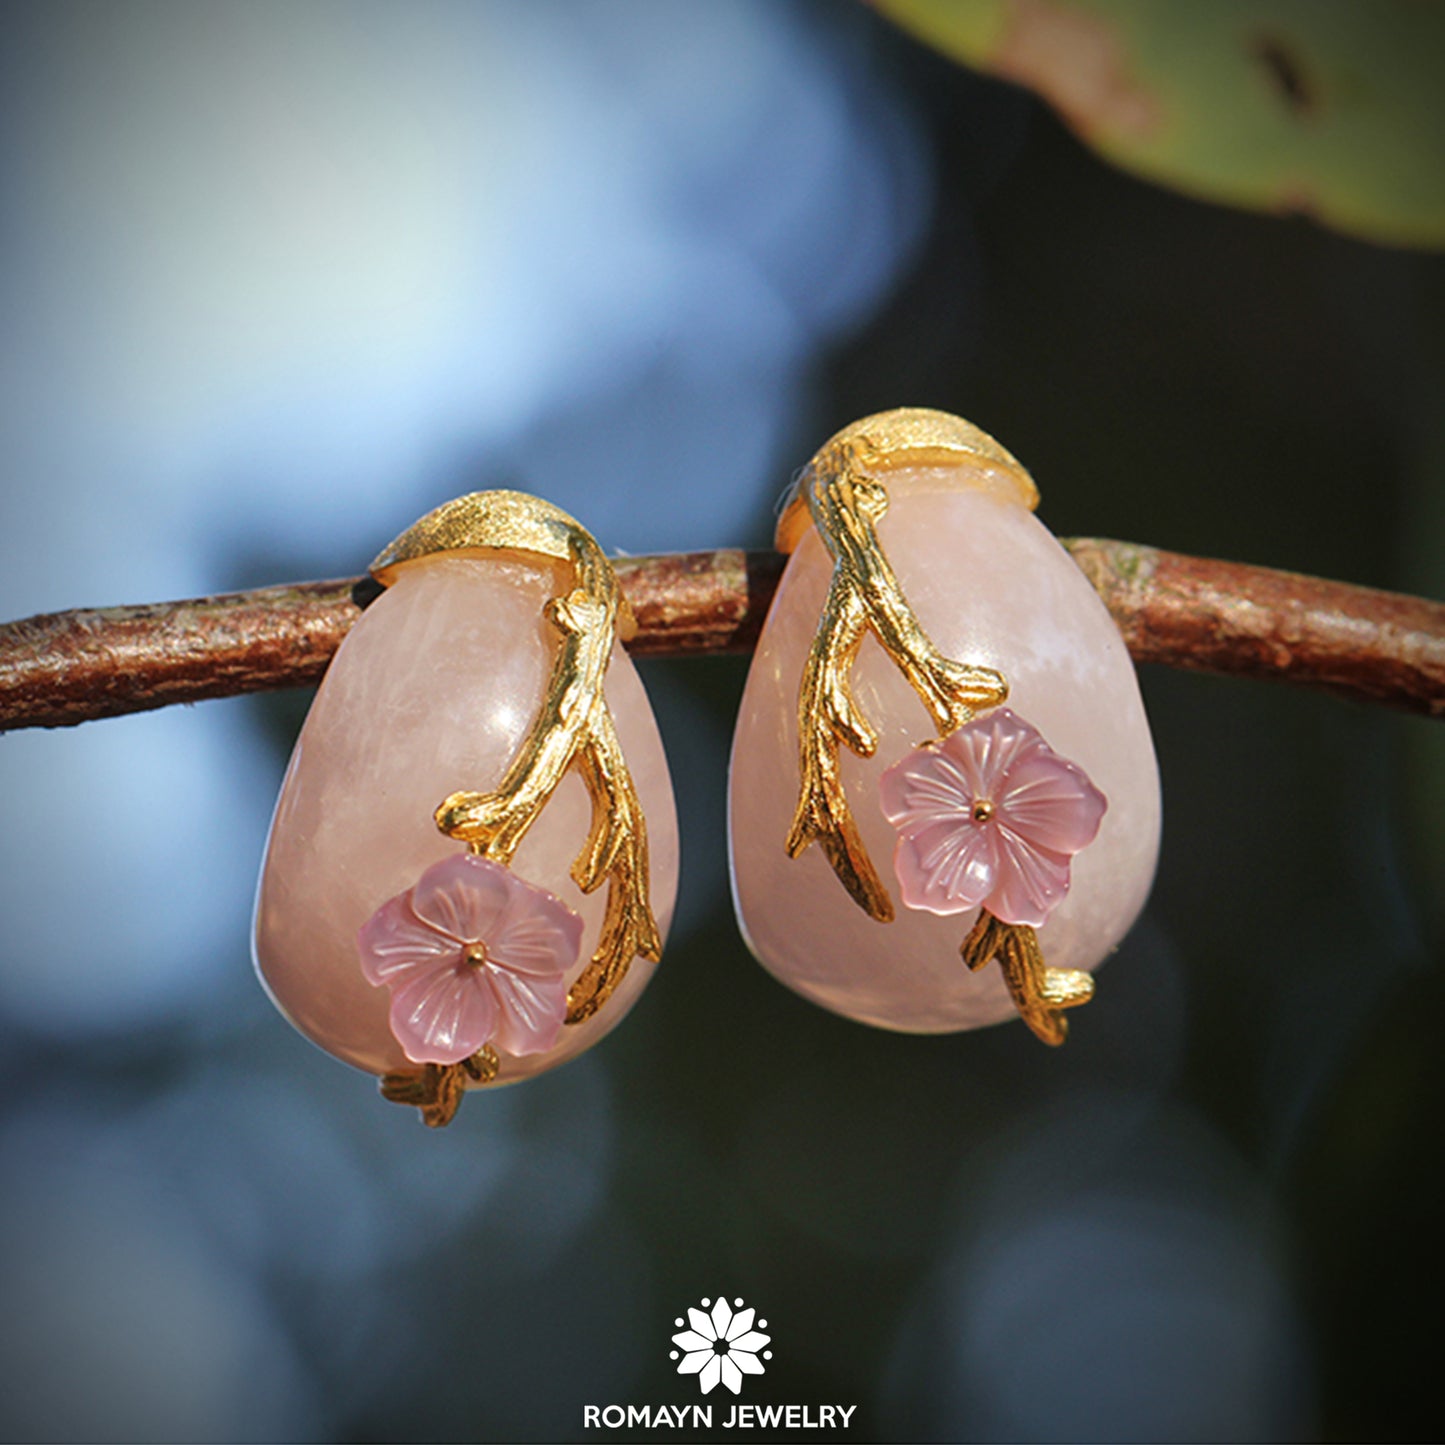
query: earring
[
  {"left": 729, "top": 409, "right": 1160, "bottom": 1044},
  {"left": 254, "top": 492, "right": 678, "bottom": 1125}
]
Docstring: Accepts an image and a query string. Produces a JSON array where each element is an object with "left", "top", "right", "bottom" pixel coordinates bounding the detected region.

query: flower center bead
[
  {"left": 463, "top": 941, "right": 489, "bottom": 968},
  {"left": 971, "top": 799, "right": 995, "bottom": 823}
]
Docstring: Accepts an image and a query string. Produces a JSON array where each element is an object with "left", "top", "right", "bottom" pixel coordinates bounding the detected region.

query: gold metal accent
[
  {"left": 371, "top": 490, "right": 638, "bottom": 640},
  {"left": 781, "top": 410, "right": 1015, "bottom": 921},
  {"left": 960, "top": 911, "right": 1094, "bottom": 1046},
  {"left": 379, "top": 1047, "right": 501, "bottom": 1128},
  {"left": 971, "top": 799, "right": 995, "bottom": 822},
  {"left": 463, "top": 942, "right": 489, "bottom": 968},
  {"left": 371, "top": 491, "right": 662, "bottom": 1120},
  {"left": 775, "top": 407, "right": 1037, "bottom": 554}
]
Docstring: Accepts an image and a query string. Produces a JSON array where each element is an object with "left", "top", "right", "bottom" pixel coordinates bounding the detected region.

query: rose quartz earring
[
  {"left": 254, "top": 492, "right": 678, "bottom": 1124},
  {"left": 729, "top": 409, "right": 1160, "bottom": 1043}
]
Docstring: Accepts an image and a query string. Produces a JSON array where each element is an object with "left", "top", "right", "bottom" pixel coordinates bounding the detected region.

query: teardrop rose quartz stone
[
  {"left": 729, "top": 467, "right": 1160, "bottom": 1033},
  {"left": 254, "top": 553, "right": 678, "bottom": 1084}
]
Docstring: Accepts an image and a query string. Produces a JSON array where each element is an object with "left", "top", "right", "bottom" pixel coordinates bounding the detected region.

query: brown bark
[
  {"left": 1, "top": 540, "right": 1441, "bottom": 731},
  {"left": 1065, "top": 539, "right": 1445, "bottom": 716}
]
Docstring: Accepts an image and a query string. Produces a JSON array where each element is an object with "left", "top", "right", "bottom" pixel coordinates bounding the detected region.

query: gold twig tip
[
  {"left": 380, "top": 1048, "right": 500, "bottom": 1127},
  {"left": 961, "top": 911, "right": 1094, "bottom": 1046}
]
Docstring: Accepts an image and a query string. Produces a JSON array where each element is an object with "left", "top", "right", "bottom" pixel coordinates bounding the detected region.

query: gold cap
[{"left": 776, "top": 407, "right": 1038, "bottom": 553}]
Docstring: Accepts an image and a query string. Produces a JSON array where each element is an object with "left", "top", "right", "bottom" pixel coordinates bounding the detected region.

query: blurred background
[{"left": 1, "top": 2, "right": 1442, "bottom": 1440}]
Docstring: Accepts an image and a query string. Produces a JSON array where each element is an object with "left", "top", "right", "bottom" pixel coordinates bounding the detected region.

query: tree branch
[{"left": 1, "top": 539, "right": 1441, "bottom": 731}]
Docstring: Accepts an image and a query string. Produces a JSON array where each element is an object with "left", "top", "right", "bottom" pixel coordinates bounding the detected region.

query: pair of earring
[{"left": 253, "top": 409, "right": 1160, "bottom": 1125}]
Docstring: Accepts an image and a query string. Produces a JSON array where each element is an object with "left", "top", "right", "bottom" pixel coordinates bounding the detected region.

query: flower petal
[
  {"left": 357, "top": 895, "right": 457, "bottom": 986},
  {"left": 484, "top": 967, "right": 567, "bottom": 1056},
  {"left": 893, "top": 817, "right": 998, "bottom": 917},
  {"left": 676, "top": 1350, "right": 713, "bottom": 1376},
  {"left": 410, "top": 854, "right": 511, "bottom": 943},
  {"left": 718, "top": 1355, "right": 743, "bottom": 1395},
  {"left": 698, "top": 1355, "right": 722, "bottom": 1395},
  {"left": 879, "top": 748, "right": 973, "bottom": 834},
  {"left": 731, "top": 1349, "right": 766, "bottom": 1375},
  {"left": 939, "top": 709, "right": 1029, "bottom": 798},
  {"left": 688, "top": 1307, "right": 715, "bottom": 1338},
  {"left": 728, "top": 1331, "right": 769, "bottom": 1354},
  {"left": 709, "top": 1296, "right": 735, "bottom": 1340},
  {"left": 996, "top": 748, "right": 1107, "bottom": 854},
  {"left": 987, "top": 826, "right": 1074, "bottom": 928},
  {"left": 490, "top": 899, "right": 583, "bottom": 980},
  {"left": 725, "top": 1307, "right": 755, "bottom": 1340},
  {"left": 387, "top": 965, "right": 497, "bottom": 1066},
  {"left": 672, "top": 1331, "right": 712, "bottom": 1353}
]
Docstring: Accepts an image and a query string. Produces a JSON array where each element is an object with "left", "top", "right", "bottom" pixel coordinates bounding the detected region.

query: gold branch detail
[
  {"left": 564, "top": 704, "right": 661, "bottom": 1021},
  {"left": 369, "top": 492, "right": 662, "bottom": 1117},
  {"left": 379, "top": 1048, "right": 500, "bottom": 1128},
  {"left": 786, "top": 571, "right": 892, "bottom": 918},
  {"left": 781, "top": 414, "right": 1017, "bottom": 921},
  {"left": 960, "top": 911, "right": 1094, "bottom": 1046}
]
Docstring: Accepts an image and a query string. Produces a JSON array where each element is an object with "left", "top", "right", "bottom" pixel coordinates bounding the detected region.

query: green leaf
[{"left": 876, "top": 0, "right": 1445, "bottom": 249}]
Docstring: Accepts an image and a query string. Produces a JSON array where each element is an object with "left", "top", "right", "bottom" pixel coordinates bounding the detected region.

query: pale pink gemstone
[
  {"left": 254, "top": 553, "right": 678, "bottom": 1085},
  {"left": 728, "top": 469, "right": 1161, "bottom": 1033}
]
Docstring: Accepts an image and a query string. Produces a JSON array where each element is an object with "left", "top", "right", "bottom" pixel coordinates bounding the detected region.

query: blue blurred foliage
[{"left": 1, "top": 2, "right": 1441, "bottom": 1442}]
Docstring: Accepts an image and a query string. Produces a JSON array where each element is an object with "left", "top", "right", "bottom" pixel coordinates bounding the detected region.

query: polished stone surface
[
  {"left": 729, "top": 472, "right": 1160, "bottom": 1033},
  {"left": 255, "top": 553, "right": 677, "bottom": 1083}
]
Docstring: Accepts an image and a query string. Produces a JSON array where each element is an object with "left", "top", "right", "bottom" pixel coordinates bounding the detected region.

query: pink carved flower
[
  {"left": 879, "top": 707, "right": 1107, "bottom": 928},
  {"left": 358, "top": 853, "right": 583, "bottom": 1065}
]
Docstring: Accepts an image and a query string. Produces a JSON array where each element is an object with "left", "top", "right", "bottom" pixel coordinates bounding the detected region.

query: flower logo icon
[{"left": 670, "top": 1296, "right": 772, "bottom": 1395}]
